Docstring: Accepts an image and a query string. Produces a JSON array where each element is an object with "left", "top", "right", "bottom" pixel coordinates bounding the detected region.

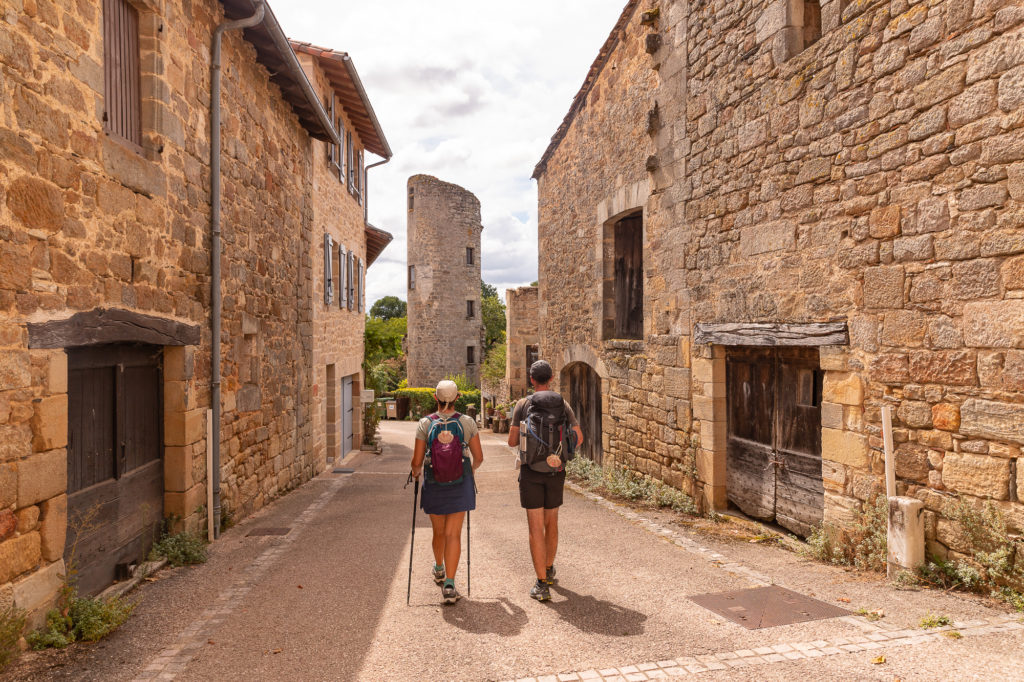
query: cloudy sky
[{"left": 272, "top": 1, "right": 627, "bottom": 304}]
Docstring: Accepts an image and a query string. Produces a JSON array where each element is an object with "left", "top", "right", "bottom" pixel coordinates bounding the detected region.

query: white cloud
[{"left": 272, "top": 0, "right": 628, "bottom": 305}]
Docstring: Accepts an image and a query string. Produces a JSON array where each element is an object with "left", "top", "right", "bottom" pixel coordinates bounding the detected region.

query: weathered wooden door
[
  {"left": 342, "top": 375, "right": 353, "bottom": 455},
  {"left": 67, "top": 344, "right": 163, "bottom": 596},
  {"left": 726, "top": 347, "right": 823, "bottom": 537},
  {"left": 565, "top": 362, "right": 603, "bottom": 464}
]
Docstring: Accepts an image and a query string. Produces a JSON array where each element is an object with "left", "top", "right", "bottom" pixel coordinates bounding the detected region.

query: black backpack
[{"left": 521, "top": 391, "right": 576, "bottom": 473}]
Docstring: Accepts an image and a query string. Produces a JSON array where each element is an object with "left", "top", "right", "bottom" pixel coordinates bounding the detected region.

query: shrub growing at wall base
[{"left": 392, "top": 387, "right": 481, "bottom": 419}]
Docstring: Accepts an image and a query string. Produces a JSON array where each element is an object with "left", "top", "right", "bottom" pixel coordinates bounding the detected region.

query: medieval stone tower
[{"left": 406, "top": 175, "right": 484, "bottom": 388}]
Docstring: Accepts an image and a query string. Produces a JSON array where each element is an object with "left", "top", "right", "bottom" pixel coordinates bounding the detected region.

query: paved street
[{"left": 10, "top": 420, "right": 1024, "bottom": 681}]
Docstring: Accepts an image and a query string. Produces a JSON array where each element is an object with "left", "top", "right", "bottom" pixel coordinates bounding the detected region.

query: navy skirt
[{"left": 421, "top": 458, "right": 476, "bottom": 515}]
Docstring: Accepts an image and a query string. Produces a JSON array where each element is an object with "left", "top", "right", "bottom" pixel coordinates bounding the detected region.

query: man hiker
[{"left": 507, "top": 360, "right": 584, "bottom": 601}]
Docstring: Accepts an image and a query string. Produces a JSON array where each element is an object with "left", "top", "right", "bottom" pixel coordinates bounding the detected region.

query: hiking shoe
[
  {"left": 530, "top": 580, "right": 551, "bottom": 602},
  {"left": 442, "top": 583, "right": 461, "bottom": 604},
  {"left": 432, "top": 564, "right": 445, "bottom": 585},
  {"left": 545, "top": 565, "right": 557, "bottom": 585}
]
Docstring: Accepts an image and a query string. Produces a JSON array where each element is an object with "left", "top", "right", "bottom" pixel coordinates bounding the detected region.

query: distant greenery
[
  {"left": 393, "top": 387, "right": 481, "bottom": 418},
  {"left": 369, "top": 296, "right": 406, "bottom": 320},
  {"left": 364, "top": 298, "right": 407, "bottom": 395},
  {"left": 482, "top": 342, "right": 506, "bottom": 384},
  {"left": 481, "top": 280, "right": 506, "bottom": 352}
]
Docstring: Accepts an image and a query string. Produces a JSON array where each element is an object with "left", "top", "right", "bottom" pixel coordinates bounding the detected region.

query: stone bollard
[{"left": 887, "top": 496, "right": 925, "bottom": 580}]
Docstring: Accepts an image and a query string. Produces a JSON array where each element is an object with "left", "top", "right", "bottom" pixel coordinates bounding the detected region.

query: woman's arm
[
  {"left": 468, "top": 434, "right": 484, "bottom": 470},
  {"left": 411, "top": 438, "right": 426, "bottom": 478}
]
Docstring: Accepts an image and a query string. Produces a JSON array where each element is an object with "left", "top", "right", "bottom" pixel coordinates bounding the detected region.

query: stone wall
[
  {"left": 536, "top": 0, "right": 1024, "bottom": 554},
  {"left": 300, "top": 53, "right": 369, "bottom": 464},
  {"left": 506, "top": 286, "right": 540, "bottom": 399},
  {"left": 0, "top": 0, "right": 374, "bottom": 623},
  {"left": 406, "top": 175, "right": 484, "bottom": 387}
]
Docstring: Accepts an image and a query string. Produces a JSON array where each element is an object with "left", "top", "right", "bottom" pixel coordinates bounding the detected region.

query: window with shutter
[
  {"left": 323, "top": 234, "right": 334, "bottom": 305},
  {"left": 339, "top": 245, "right": 348, "bottom": 308},
  {"left": 103, "top": 0, "right": 142, "bottom": 147},
  {"left": 358, "top": 259, "right": 365, "bottom": 313},
  {"left": 408, "top": 265, "right": 416, "bottom": 291},
  {"left": 346, "top": 131, "right": 355, "bottom": 192},
  {"left": 346, "top": 250, "right": 355, "bottom": 311}
]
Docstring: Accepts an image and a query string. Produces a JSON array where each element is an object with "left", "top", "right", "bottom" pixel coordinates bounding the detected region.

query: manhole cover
[
  {"left": 332, "top": 468, "right": 355, "bottom": 474},
  {"left": 690, "top": 585, "right": 848, "bottom": 629},
  {"left": 246, "top": 527, "right": 291, "bottom": 537}
]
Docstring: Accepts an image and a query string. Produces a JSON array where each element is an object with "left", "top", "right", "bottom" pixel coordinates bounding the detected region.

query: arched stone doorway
[{"left": 563, "top": 362, "right": 603, "bottom": 464}]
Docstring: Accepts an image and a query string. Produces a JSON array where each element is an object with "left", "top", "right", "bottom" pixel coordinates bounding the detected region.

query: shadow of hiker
[
  {"left": 442, "top": 597, "right": 529, "bottom": 636},
  {"left": 545, "top": 584, "right": 647, "bottom": 636}
]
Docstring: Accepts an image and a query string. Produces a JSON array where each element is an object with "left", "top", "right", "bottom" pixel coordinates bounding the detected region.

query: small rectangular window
[
  {"left": 103, "top": 0, "right": 142, "bottom": 146},
  {"left": 408, "top": 265, "right": 416, "bottom": 290},
  {"left": 466, "top": 300, "right": 475, "bottom": 318},
  {"left": 466, "top": 247, "right": 474, "bottom": 265},
  {"left": 526, "top": 344, "right": 539, "bottom": 369},
  {"left": 408, "top": 187, "right": 414, "bottom": 211},
  {"left": 467, "top": 346, "right": 475, "bottom": 365}
]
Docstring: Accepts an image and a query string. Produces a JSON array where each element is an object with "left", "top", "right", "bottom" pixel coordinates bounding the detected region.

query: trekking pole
[
  {"left": 404, "top": 473, "right": 419, "bottom": 606},
  {"left": 467, "top": 509, "right": 471, "bottom": 597}
]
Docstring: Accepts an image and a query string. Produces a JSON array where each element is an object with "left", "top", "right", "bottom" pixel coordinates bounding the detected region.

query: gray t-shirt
[
  {"left": 511, "top": 395, "right": 578, "bottom": 428},
  {"left": 415, "top": 412, "right": 479, "bottom": 444}
]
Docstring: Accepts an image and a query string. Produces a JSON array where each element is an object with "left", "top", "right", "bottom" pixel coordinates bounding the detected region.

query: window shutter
[
  {"left": 346, "top": 132, "right": 354, "bottom": 190},
  {"left": 358, "top": 258, "right": 365, "bottom": 312},
  {"left": 323, "top": 233, "right": 333, "bottom": 305},
  {"left": 103, "top": 0, "right": 142, "bottom": 146},
  {"left": 339, "top": 245, "right": 347, "bottom": 308},
  {"left": 347, "top": 250, "right": 355, "bottom": 311}
]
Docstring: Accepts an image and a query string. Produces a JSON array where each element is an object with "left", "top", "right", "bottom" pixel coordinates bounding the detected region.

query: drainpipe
[
  {"left": 210, "top": 0, "right": 265, "bottom": 540},
  {"left": 363, "top": 157, "right": 390, "bottom": 223}
]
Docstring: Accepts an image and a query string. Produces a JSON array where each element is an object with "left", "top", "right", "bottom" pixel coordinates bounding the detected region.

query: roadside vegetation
[
  {"left": 566, "top": 456, "right": 697, "bottom": 515},
  {"left": 149, "top": 530, "right": 208, "bottom": 567},
  {"left": 0, "top": 605, "right": 26, "bottom": 672}
]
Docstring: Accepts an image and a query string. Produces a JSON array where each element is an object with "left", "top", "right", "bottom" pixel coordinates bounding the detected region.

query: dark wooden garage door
[
  {"left": 726, "top": 347, "right": 824, "bottom": 537},
  {"left": 67, "top": 344, "right": 164, "bottom": 596}
]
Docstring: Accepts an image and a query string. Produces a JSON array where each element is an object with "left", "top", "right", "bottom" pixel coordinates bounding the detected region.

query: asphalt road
[{"left": 8, "top": 419, "right": 1024, "bottom": 681}]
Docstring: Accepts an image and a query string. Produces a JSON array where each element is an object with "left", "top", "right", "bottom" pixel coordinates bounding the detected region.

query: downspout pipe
[
  {"left": 210, "top": 0, "right": 265, "bottom": 540},
  {"left": 363, "top": 157, "right": 390, "bottom": 223}
]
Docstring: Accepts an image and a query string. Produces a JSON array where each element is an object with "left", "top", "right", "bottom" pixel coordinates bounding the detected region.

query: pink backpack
[{"left": 426, "top": 413, "right": 466, "bottom": 485}]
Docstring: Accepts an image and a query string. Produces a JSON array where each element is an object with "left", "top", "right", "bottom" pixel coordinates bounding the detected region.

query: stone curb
[{"left": 97, "top": 558, "right": 169, "bottom": 602}]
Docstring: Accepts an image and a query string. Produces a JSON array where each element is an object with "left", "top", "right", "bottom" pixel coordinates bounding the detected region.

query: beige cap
[{"left": 435, "top": 380, "right": 459, "bottom": 402}]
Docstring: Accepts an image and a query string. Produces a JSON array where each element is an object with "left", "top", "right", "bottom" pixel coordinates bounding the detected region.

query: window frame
[
  {"left": 102, "top": 0, "right": 143, "bottom": 148},
  {"left": 466, "top": 247, "right": 474, "bottom": 265}
]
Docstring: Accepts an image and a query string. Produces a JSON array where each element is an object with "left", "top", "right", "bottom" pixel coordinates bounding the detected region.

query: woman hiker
[{"left": 410, "top": 379, "right": 484, "bottom": 603}]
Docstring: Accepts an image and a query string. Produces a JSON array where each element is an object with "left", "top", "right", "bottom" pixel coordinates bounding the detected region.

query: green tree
[
  {"left": 481, "top": 280, "right": 499, "bottom": 300},
  {"left": 369, "top": 296, "right": 407, "bottom": 320},
  {"left": 364, "top": 315, "right": 406, "bottom": 367},
  {"left": 482, "top": 342, "right": 506, "bottom": 384},
  {"left": 481, "top": 290, "right": 506, "bottom": 351}
]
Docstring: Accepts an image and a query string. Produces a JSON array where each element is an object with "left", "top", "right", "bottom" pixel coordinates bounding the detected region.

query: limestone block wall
[
  {"left": 537, "top": 0, "right": 1024, "bottom": 553},
  {"left": 406, "top": 175, "right": 484, "bottom": 387},
  {"left": 300, "top": 54, "right": 368, "bottom": 464},
  {"left": 506, "top": 286, "right": 540, "bottom": 399},
  {"left": 0, "top": 0, "right": 342, "bottom": 621}
]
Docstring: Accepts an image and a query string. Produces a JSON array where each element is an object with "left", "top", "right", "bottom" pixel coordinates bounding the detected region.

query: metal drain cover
[
  {"left": 246, "top": 527, "right": 291, "bottom": 537},
  {"left": 690, "top": 585, "right": 848, "bottom": 629},
  {"left": 332, "top": 468, "right": 355, "bottom": 474}
]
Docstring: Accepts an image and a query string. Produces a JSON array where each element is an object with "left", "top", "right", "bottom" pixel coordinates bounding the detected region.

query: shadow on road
[
  {"left": 442, "top": 597, "right": 529, "bottom": 636},
  {"left": 545, "top": 584, "right": 648, "bottom": 636}
]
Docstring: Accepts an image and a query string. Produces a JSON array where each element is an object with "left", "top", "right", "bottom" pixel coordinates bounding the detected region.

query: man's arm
[
  {"left": 507, "top": 398, "right": 525, "bottom": 448},
  {"left": 563, "top": 401, "right": 584, "bottom": 446}
]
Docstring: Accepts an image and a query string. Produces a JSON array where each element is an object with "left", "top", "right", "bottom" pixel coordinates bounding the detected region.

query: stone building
[
  {"left": 406, "top": 175, "right": 484, "bottom": 387},
  {"left": 292, "top": 41, "right": 393, "bottom": 468},
  {"left": 535, "top": 0, "right": 1024, "bottom": 554},
  {"left": 506, "top": 285, "right": 540, "bottom": 400},
  {"left": 0, "top": 0, "right": 390, "bottom": 624}
]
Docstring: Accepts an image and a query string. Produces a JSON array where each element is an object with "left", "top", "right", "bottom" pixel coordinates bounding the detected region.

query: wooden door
[
  {"left": 342, "top": 375, "right": 353, "bottom": 455},
  {"left": 67, "top": 344, "right": 163, "bottom": 596},
  {"left": 565, "top": 362, "right": 603, "bottom": 464},
  {"left": 726, "top": 347, "right": 823, "bottom": 537}
]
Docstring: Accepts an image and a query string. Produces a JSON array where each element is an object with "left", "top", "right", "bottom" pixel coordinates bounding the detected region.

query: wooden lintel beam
[
  {"left": 694, "top": 322, "right": 849, "bottom": 347},
  {"left": 28, "top": 308, "right": 201, "bottom": 349}
]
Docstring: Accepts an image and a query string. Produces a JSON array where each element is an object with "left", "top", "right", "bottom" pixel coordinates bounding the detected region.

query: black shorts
[{"left": 519, "top": 467, "right": 566, "bottom": 510}]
